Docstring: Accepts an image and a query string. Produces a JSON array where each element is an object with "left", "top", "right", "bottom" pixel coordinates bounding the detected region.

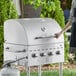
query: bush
[
  {"left": 0, "top": 26, "right": 3, "bottom": 67},
  {"left": 41, "top": 0, "right": 65, "bottom": 28},
  {"left": 0, "top": 0, "right": 18, "bottom": 67}
]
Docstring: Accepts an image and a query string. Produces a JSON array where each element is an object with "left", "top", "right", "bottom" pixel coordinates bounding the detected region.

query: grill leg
[
  {"left": 26, "top": 66, "right": 30, "bottom": 76},
  {"left": 38, "top": 65, "right": 41, "bottom": 76},
  {"left": 59, "top": 62, "right": 63, "bottom": 76}
]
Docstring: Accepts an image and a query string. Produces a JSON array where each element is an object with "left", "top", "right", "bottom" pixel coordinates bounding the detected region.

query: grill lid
[{"left": 4, "top": 18, "right": 64, "bottom": 45}]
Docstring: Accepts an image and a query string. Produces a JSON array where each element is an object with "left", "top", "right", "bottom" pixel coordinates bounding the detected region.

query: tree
[{"left": 41, "top": 0, "right": 65, "bottom": 28}]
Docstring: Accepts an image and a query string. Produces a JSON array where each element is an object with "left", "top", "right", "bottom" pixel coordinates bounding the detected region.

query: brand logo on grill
[{"left": 41, "top": 27, "right": 46, "bottom": 32}]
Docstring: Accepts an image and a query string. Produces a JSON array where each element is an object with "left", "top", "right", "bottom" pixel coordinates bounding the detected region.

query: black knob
[
  {"left": 22, "top": 49, "right": 26, "bottom": 52},
  {"left": 56, "top": 51, "right": 60, "bottom": 55},
  {"left": 32, "top": 54, "right": 37, "bottom": 58},
  {"left": 48, "top": 52, "right": 53, "bottom": 56},
  {"left": 40, "top": 53, "right": 45, "bottom": 57},
  {"left": 6, "top": 47, "right": 9, "bottom": 50},
  {"left": 26, "top": 56, "right": 28, "bottom": 59}
]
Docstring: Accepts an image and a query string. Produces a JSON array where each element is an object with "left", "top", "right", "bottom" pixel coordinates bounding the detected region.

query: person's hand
[{"left": 54, "top": 32, "right": 62, "bottom": 38}]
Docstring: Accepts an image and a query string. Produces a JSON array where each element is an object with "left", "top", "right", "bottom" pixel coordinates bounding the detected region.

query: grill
[{"left": 4, "top": 18, "right": 64, "bottom": 76}]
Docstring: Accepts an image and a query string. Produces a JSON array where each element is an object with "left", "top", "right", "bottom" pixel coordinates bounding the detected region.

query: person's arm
[
  {"left": 60, "top": 0, "right": 74, "bottom": 34},
  {"left": 55, "top": 20, "right": 72, "bottom": 38},
  {"left": 55, "top": 0, "right": 74, "bottom": 38},
  {"left": 60, "top": 20, "right": 72, "bottom": 34}
]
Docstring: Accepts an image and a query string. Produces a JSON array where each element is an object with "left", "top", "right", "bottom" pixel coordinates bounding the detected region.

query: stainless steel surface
[{"left": 4, "top": 18, "right": 64, "bottom": 67}]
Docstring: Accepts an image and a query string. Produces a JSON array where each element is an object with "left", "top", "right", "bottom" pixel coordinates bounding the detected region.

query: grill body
[{"left": 4, "top": 18, "right": 64, "bottom": 66}]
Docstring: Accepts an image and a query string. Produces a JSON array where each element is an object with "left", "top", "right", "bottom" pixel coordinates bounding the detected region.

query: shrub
[{"left": 0, "top": 0, "right": 18, "bottom": 67}]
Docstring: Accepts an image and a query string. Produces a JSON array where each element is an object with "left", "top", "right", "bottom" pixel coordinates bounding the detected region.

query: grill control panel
[{"left": 28, "top": 43, "right": 64, "bottom": 66}]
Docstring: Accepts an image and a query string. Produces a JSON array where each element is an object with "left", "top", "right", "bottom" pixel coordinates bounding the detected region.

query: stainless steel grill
[{"left": 4, "top": 18, "right": 64, "bottom": 76}]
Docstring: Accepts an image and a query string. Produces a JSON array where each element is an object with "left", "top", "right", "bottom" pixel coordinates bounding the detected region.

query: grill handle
[{"left": 35, "top": 35, "right": 55, "bottom": 39}]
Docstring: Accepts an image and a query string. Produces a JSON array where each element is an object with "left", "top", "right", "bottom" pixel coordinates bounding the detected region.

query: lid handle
[{"left": 35, "top": 35, "right": 55, "bottom": 39}]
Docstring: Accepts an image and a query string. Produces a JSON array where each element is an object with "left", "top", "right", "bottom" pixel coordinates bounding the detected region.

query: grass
[{"left": 21, "top": 69, "right": 76, "bottom": 76}]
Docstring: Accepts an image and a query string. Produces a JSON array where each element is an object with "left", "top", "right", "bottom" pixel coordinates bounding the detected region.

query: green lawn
[{"left": 21, "top": 69, "right": 76, "bottom": 76}]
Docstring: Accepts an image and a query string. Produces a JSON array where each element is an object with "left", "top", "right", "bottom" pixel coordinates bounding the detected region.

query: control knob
[
  {"left": 48, "top": 52, "right": 53, "bottom": 56},
  {"left": 40, "top": 53, "right": 46, "bottom": 57},
  {"left": 32, "top": 53, "right": 37, "bottom": 58},
  {"left": 56, "top": 51, "right": 60, "bottom": 55}
]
